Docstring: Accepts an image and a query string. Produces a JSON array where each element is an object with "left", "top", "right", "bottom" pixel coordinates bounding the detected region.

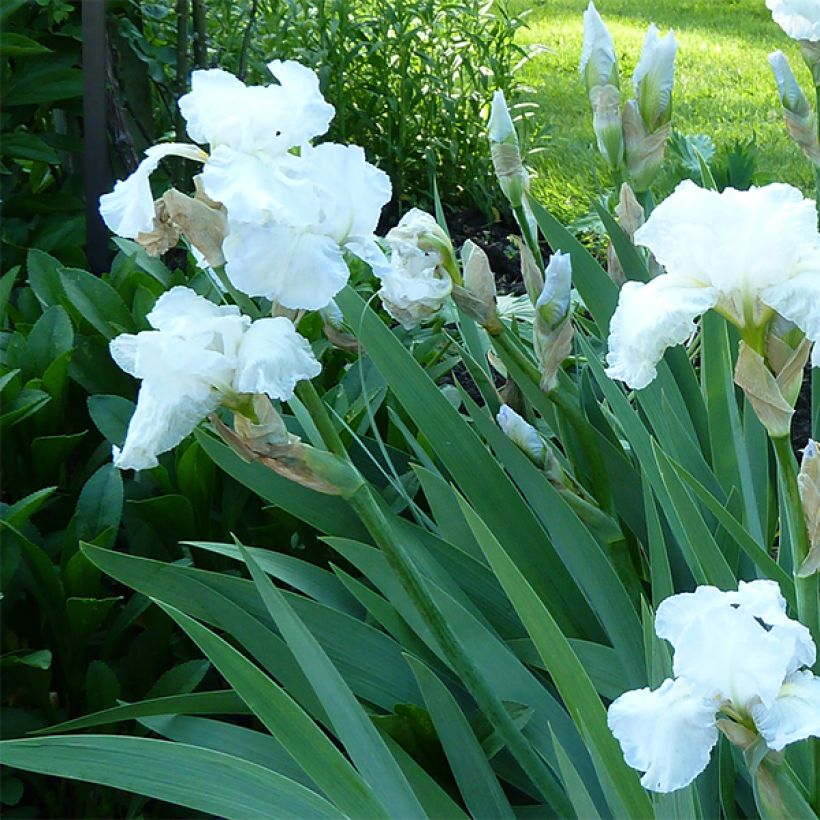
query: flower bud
[
  {"left": 580, "top": 2, "right": 619, "bottom": 91},
  {"left": 533, "top": 252, "right": 575, "bottom": 393},
  {"left": 536, "top": 252, "right": 572, "bottom": 329},
  {"left": 633, "top": 24, "right": 678, "bottom": 131},
  {"left": 453, "top": 240, "right": 502, "bottom": 333},
  {"left": 607, "top": 183, "right": 645, "bottom": 286},
  {"left": 622, "top": 99, "right": 671, "bottom": 191},
  {"left": 797, "top": 439, "right": 820, "bottom": 577},
  {"left": 488, "top": 91, "right": 531, "bottom": 209},
  {"left": 513, "top": 236, "right": 544, "bottom": 306},
  {"left": 497, "top": 404, "right": 546, "bottom": 466},
  {"left": 386, "top": 209, "right": 458, "bottom": 282},
  {"left": 212, "top": 397, "right": 364, "bottom": 498},
  {"left": 589, "top": 84, "right": 625, "bottom": 169},
  {"left": 769, "top": 50, "right": 820, "bottom": 164}
]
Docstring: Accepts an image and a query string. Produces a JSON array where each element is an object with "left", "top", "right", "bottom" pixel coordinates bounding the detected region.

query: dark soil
[{"left": 792, "top": 364, "right": 814, "bottom": 458}]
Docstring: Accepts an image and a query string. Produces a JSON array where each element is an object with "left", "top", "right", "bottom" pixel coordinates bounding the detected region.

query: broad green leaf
[
  {"left": 158, "top": 603, "right": 388, "bottom": 818},
  {"left": 188, "top": 540, "right": 363, "bottom": 618},
  {"left": 81, "top": 544, "right": 419, "bottom": 713},
  {"left": 240, "top": 546, "right": 425, "bottom": 818},
  {"left": 464, "top": 393, "right": 645, "bottom": 686},
  {"left": 87, "top": 394, "right": 134, "bottom": 446},
  {"left": 407, "top": 655, "right": 515, "bottom": 819},
  {"left": 551, "top": 729, "right": 603, "bottom": 820},
  {"left": 0, "top": 33, "right": 51, "bottom": 56},
  {"left": 139, "top": 714, "right": 317, "bottom": 790},
  {"left": 34, "top": 691, "right": 250, "bottom": 734},
  {"left": 76, "top": 463, "right": 123, "bottom": 543},
  {"left": 457, "top": 495, "right": 654, "bottom": 819},
  {"left": 59, "top": 267, "right": 135, "bottom": 338},
  {"left": 0, "top": 736, "right": 339, "bottom": 819},
  {"left": 25, "top": 305, "right": 73, "bottom": 378}
]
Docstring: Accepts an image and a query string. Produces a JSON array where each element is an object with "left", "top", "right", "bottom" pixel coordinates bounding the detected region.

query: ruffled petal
[
  {"left": 669, "top": 599, "right": 796, "bottom": 710},
  {"left": 199, "top": 147, "right": 320, "bottom": 226},
  {"left": 734, "top": 579, "right": 816, "bottom": 672},
  {"left": 751, "top": 670, "right": 820, "bottom": 751},
  {"left": 178, "top": 62, "right": 333, "bottom": 155},
  {"left": 766, "top": 0, "right": 820, "bottom": 42},
  {"left": 266, "top": 60, "right": 335, "bottom": 148},
  {"left": 298, "top": 143, "right": 392, "bottom": 242},
  {"left": 234, "top": 317, "right": 321, "bottom": 401},
  {"left": 99, "top": 143, "right": 208, "bottom": 238},
  {"left": 146, "top": 286, "right": 249, "bottom": 361},
  {"left": 633, "top": 182, "right": 819, "bottom": 308},
  {"left": 605, "top": 275, "right": 717, "bottom": 389},
  {"left": 345, "top": 236, "right": 394, "bottom": 279},
  {"left": 607, "top": 677, "right": 719, "bottom": 793},
  {"left": 223, "top": 222, "right": 348, "bottom": 310},
  {"left": 761, "top": 270, "right": 820, "bottom": 367},
  {"left": 147, "top": 285, "right": 241, "bottom": 333},
  {"left": 113, "top": 376, "right": 220, "bottom": 471}
]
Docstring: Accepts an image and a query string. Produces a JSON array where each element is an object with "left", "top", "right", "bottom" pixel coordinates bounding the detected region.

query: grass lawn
[{"left": 511, "top": 0, "right": 817, "bottom": 225}]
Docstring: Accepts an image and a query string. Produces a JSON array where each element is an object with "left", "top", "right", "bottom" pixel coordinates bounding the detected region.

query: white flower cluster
[
  {"left": 608, "top": 580, "right": 820, "bottom": 793},
  {"left": 100, "top": 60, "right": 392, "bottom": 311},
  {"left": 100, "top": 62, "right": 394, "bottom": 469},
  {"left": 605, "top": 181, "right": 820, "bottom": 389}
]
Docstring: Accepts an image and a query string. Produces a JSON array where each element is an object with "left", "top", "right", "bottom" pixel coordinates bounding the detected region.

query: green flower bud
[
  {"left": 633, "top": 24, "right": 678, "bottom": 131},
  {"left": 769, "top": 50, "right": 820, "bottom": 164}
]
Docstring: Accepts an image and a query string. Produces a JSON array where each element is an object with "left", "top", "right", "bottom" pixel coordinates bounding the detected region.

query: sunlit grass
[{"left": 511, "top": 0, "right": 816, "bottom": 224}]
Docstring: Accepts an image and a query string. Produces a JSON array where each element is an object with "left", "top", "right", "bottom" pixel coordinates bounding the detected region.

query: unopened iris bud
[
  {"left": 497, "top": 404, "right": 546, "bottom": 467},
  {"left": 766, "top": 0, "right": 820, "bottom": 83},
  {"left": 488, "top": 90, "right": 531, "bottom": 210},
  {"left": 533, "top": 251, "right": 575, "bottom": 393},
  {"left": 798, "top": 439, "right": 820, "bottom": 577},
  {"left": 633, "top": 24, "right": 678, "bottom": 131},
  {"left": 514, "top": 236, "right": 545, "bottom": 306},
  {"left": 581, "top": 3, "right": 624, "bottom": 170},
  {"left": 769, "top": 50, "right": 820, "bottom": 164},
  {"left": 621, "top": 23, "right": 677, "bottom": 190},
  {"left": 580, "top": 2, "right": 619, "bottom": 91},
  {"left": 536, "top": 251, "right": 572, "bottom": 328}
]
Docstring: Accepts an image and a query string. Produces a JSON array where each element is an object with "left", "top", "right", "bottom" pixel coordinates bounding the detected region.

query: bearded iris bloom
[
  {"left": 110, "top": 287, "right": 320, "bottom": 471},
  {"left": 608, "top": 580, "right": 820, "bottom": 793},
  {"left": 99, "top": 61, "right": 390, "bottom": 311},
  {"left": 605, "top": 181, "right": 820, "bottom": 390}
]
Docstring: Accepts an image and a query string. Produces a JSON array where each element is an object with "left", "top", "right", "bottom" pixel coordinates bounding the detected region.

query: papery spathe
[{"left": 605, "top": 181, "right": 820, "bottom": 389}]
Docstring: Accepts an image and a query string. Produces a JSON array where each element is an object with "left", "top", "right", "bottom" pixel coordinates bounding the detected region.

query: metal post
[{"left": 82, "top": 0, "right": 110, "bottom": 275}]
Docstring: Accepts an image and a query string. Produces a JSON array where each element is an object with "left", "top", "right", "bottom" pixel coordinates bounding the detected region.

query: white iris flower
[
  {"left": 99, "top": 61, "right": 391, "bottom": 311},
  {"left": 110, "top": 287, "right": 320, "bottom": 471},
  {"left": 377, "top": 209, "right": 455, "bottom": 329},
  {"left": 608, "top": 580, "right": 820, "bottom": 793},
  {"left": 605, "top": 181, "right": 820, "bottom": 389},
  {"left": 766, "top": 0, "right": 820, "bottom": 42}
]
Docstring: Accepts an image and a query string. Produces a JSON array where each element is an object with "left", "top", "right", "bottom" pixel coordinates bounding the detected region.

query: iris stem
[
  {"left": 771, "top": 435, "right": 819, "bottom": 655},
  {"left": 297, "top": 377, "right": 571, "bottom": 812}
]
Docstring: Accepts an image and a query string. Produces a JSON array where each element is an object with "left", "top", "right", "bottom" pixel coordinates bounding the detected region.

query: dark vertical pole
[
  {"left": 82, "top": 0, "right": 110, "bottom": 275},
  {"left": 192, "top": 0, "right": 208, "bottom": 69},
  {"left": 175, "top": 0, "right": 189, "bottom": 143}
]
